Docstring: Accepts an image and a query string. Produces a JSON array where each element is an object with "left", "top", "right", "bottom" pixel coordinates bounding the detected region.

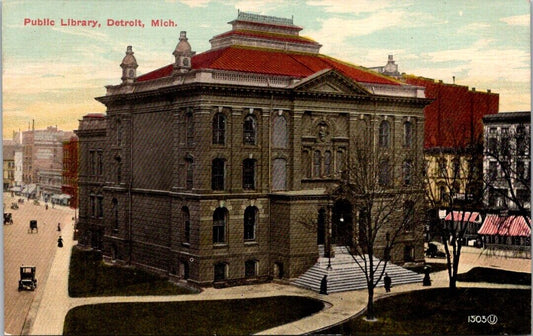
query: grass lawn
[
  {"left": 63, "top": 296, "right": 324, "bottom": 335},
  {"left": 321, "top": 288, "right": 530, "bottom": 335},
  {"left": 457, "top": 267, "right": 531, "bottom": 285},
  {"left": 69, "top": 247, "right": 198, "bottom": 297}
]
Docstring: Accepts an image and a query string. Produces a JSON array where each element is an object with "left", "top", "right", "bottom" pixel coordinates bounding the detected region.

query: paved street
[
  {"left": 3, "top": 191, "right": 529, "bottom": 335},
  {"left": 3, "top": 193, "right": 74, "bottom": 335}
]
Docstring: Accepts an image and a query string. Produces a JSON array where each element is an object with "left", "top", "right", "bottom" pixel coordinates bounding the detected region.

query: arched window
[
  {"left": 245, "top": 260, "right": 257, "bottom": 278},
  {"left": 313, "top": 150, "right": 321, "bottom": 177},
  {"left": 182, "top": 207, "right": 190, "bottom": 243},
  {"left": 186, "top": 158, "right": 193, "bottom": 190},
  {"left": 243, "top": 159, "right": 256, "bottom": 190},
  {"left": 212, "top": 113, "right": 226, "bottom": 145},
  {"left": 211, "top": 159, "right": 225, "bottom": 191},
  {"left": 243, "top": 115, "right": 257, "bottom": 145},
  {"left": 403, "top": 160, "right": 413, "bottom": 186},
  {"left": 272, "top": 158, "right": 287, "bottom": 191},
  {"left": 404, "top": 121, "right": 413, "bottom": 148},
  {"left": 379, "top": 159, "right": 390, "bottom": 187},
  {"left": 273, "top": 115, "right": 288, "bottom": 148},
  {"left": 213, "top": 207, "right": 227, "bottom": 244},
  {"left": 324, "top": 151, "right": 332, "bottom": 176},
  {"left": 244, "top": 206, "right": 257, "bottom": 241},
  {"left": 379, "top": 120, "right": 391, "bottom": 148}
]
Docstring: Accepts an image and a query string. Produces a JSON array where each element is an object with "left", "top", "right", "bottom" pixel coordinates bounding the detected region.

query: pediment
[{"left": 292, "top": 69, "right": 370, "bottom": 96}]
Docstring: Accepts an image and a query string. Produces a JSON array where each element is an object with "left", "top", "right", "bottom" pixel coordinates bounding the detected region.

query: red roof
[
  {"left": 404, "top": 75, "right": 499, "bottom": 149},
  {"left": 137, "top": 46, "right": 400, "bottom": 86},
  {"left": 444, "top": 211, "right": 481, "bottom": 223},
  {"left": 478, "top": 215, "right": 531, "bottom": 237}
]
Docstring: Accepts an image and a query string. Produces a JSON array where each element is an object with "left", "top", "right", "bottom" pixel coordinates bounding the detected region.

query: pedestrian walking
[
  {"left": 57, "top": 236, "right": 63, "bottom": 248},
  {"left": 384, "top": 273, "right": 392, "bottom": 292},
  {"left": 57, "top": 223, "right": 61, "bottom": 232},
  {"left": 319, "top": 274, "right": 328, "bottom": 295}
]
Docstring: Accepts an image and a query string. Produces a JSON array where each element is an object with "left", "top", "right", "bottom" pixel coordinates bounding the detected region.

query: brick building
[
  {"left": 76, "top": 12, "right": 430, "bottom": 286},
  {"left": 62, "top": 135, "right": 79, "bottom": 208}
]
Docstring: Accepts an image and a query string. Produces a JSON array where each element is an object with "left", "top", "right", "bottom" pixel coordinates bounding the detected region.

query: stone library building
[{"left": 76, "top": 11, "right": 430, "bottom": 287}]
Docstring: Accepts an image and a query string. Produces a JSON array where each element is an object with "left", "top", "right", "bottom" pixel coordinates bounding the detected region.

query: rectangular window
[
  {"left": 97, "top": 150, "right": 103, "bottom": 176},
  {"left": 97, "top": 196, "right": 104, "bottom": 218},
  {"left": 212, "top": 159, "right": 225, "bottom": 191},
  {"left": 89, "top": 150, "right": 96, "bottom": 175},
  {"left": 213, "top": 221, "right": 225, "bottom": 243},
  {"left": 243, "top": 160, "right": 255, "bottom": 190},
  {"left": 90, "top": 195, "right": 96, "bottom": 217},
  {"left": 186, "top": 111, "right": 194, "bottom": 147},
  {"left": 186, "top": 160, "right": 193, "bottom": 190}
]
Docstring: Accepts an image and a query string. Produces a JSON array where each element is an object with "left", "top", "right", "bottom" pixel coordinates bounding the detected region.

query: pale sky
[{"left": 2, "top": 0, "right": 530, "bottom": 137}]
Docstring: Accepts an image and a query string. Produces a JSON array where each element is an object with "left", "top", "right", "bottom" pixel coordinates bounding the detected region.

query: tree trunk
[{"left": 366, "top": 283, "right": 376, "bottom": 320}]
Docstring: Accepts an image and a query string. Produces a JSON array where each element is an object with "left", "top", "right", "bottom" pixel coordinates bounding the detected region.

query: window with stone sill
[
  {"left": 212, "top": 113, "right": 226, "bottom": 145},
  {"left": 243, "top": 159, "right": 256, "bottom": 190},
  {"left": 213, "top": 207, "right": 227, "bottom": 244},
  {"left": 243, "top": 114, "right": 257, "bottom": 145},
  {"left": 245, "top": 260, "right": 257, "bottom": 278},
  {"left": 403, "top": 121, "right": 413, "bottom": 148},
  {"left": 379, "top": 120, "right": 391, "bottom": 148},
  {"left": 244, "top": 206, "right": 257, "bottom": 241},
  {"left": 211, "top": 159, "right": 225, "bottom": 191}
]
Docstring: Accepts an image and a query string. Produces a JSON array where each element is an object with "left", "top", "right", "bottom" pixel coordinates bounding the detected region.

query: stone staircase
[{"left": 291, "top": 245, "right": 423, "bottom": 293}]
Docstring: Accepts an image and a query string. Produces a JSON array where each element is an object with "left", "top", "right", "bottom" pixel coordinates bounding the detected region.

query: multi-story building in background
[
  {"left": 482, "top": 111, "right": 531, "bottom": 213},
  {"left": 76, "top": 12, "right": 430, "bottom": 287},
  {"left": 17, "top": 125, "right": 74, "bottom": 199},
  {"left": 62, "top": 135, "right": 79, "bottom": 208},
  {"left": 370, "top": 56, "right": 499, "bottom": 206},
  {"left": 3, "top": 140, "right": 21, "bottom": 190}
]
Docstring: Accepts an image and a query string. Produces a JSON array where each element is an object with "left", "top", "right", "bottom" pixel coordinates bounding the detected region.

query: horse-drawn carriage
[
  {"left": 28, "top": 220, "right": 38, "bottom": 233},
  {"left": 4, "top": 213, "right": 13, "bottom": 225},
  {"left": 18, "top": 266, "right": 37, "bottom": 291}
]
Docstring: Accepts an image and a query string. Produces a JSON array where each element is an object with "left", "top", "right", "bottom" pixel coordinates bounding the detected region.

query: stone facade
[{"left": 76, "top": 12, "right": 430, "bottom": 287}]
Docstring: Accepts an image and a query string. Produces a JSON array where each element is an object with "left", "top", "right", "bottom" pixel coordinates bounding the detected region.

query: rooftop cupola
[
  {"left": 120, "top": 46, "right": 138, "bottom": 84},
  {"left": 173, "top": 31, "right": 195, "bottom": 73}
]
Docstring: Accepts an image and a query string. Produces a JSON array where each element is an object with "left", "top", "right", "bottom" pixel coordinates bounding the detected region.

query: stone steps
[{"left": 292, "top": 246, "right": 423, "bottom": 293}]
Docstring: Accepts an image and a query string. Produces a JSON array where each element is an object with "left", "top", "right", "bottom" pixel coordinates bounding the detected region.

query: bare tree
[
  {"left": 424, "top": 143, "right": 483, "bottom": 290},
  {"left": 330, "top": 131, "right": 425, "bottom": 321},
  {"left": 483, "top": 123, "right": 530, "bottom": 227}
]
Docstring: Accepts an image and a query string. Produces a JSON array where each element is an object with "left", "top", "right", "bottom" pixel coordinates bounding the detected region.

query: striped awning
[
  {"left": 444, "top": 211, "right": 481, "bottom": 223},
  {"left": 478, "top": 215, "right": 531, "bottom": 237}
]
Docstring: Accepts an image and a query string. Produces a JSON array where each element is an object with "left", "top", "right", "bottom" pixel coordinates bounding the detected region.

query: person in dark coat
[
  {"left": 384, "top": 273, "right": 392, "bottom": 292},
  {"left": 57, "top": 223, "right": 61, "bottom": 232},
  {"left": 57, "top": 236, "right": 63, "bottom": 248},
  {"left": 319, "top": 275, "right": 328, "bottom": 295}
]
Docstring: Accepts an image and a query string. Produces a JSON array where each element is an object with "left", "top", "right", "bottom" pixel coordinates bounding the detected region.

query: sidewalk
[{"left": 28, "top": 226, "right": 531, "bottom": 335}]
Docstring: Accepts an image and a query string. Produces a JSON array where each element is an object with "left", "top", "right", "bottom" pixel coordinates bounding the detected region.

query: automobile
[
  {"left": 425, "top": 242, "right": 446, "bottom": 258},
  {"left": 18, "top": 266, "right": 37, "bottom": 291},
  {"left": 28, "top": 220, "right": 38, "bottom": 233}
]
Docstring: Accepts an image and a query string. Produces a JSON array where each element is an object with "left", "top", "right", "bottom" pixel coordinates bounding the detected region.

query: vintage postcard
[{"left": 2, "top": 1, "right": 530, "bottom": 335}]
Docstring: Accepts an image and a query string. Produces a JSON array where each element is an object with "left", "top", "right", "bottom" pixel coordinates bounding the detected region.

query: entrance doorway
[
  {"left": 332, "top": 199, "right": 353, "bottom": 246},
  {"left": 317, "top": 208, "right": 326, "bottom": 245}
]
